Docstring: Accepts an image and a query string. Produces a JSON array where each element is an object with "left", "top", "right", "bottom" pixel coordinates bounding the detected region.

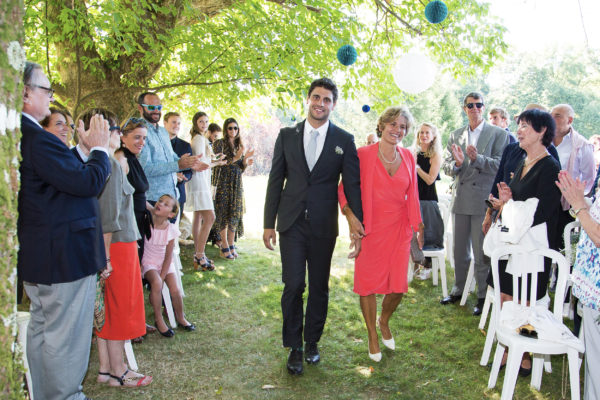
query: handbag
[{"left": 94, "top": 276, "right": 106, "bottom": 332}]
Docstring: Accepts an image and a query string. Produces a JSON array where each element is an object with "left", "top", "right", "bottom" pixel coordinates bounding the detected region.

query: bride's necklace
[
  {"left": 524, "top": 149, "right": 548, "bottom": 168},
  {"left": 378, "top": 145, "right": 398, "bottom": 164}
]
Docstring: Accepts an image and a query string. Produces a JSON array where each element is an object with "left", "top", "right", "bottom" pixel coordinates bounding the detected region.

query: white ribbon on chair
[{"left": 483, "top": 198, "right": 548, "bottom": 276}]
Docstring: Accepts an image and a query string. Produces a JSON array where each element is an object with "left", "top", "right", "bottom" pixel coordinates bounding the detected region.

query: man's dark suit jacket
[
  {"left": 170, "top": 136, "right": 193, "bottom": 204},
  {"left": 264, "top": 120, "right": 363, "bottom": 238},
  {"left": 17, "top": 115, "right": 111, "bottom": 285}
]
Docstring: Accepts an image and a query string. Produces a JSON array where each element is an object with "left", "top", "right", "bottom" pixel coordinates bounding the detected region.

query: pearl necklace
[
  {"left": 524, "top": 150, "right": 548, "bottom": 168},
  {"left": 378, "top": 145, "right": 398, "bottom": 164}
]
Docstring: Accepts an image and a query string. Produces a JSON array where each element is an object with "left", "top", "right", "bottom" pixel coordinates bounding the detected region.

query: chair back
[
  {"left": 563, "top": 220, "right": 581, "bottom": 266},
  {"left": 490, "top": 245, "right": 569, "bottom": 320}
]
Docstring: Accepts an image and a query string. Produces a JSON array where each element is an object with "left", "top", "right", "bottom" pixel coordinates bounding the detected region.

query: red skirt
[{"left": 96, "top": 241, "right": 146, "bottom": 340}]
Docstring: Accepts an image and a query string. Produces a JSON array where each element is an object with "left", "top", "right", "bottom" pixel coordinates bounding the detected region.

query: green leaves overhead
[{"left": 23, "top": 0, "right": 507, "bottom": 117}]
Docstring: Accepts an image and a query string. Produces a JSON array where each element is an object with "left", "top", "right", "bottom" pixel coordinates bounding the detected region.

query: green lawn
[{"left": 82, "top": 236, "right": 578, "bottom": 400}]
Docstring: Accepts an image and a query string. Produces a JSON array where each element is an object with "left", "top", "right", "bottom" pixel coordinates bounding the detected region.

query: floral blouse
[{"left": 572, "top": 196, "right": 600, "bottom": 310}]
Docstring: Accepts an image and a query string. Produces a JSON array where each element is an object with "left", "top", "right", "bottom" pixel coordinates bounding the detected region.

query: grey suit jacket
[{"left": 443, "top": 122, "right": 509, "bottom": 215}]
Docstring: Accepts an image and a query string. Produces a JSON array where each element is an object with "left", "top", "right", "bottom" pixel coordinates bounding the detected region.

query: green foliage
[{"left": 23, "top": 0, "right": 508, "bottom": 118}]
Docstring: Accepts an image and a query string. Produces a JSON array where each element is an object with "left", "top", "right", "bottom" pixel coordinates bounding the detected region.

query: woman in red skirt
[{"left": 79, "top": 109, "right": 152, "bottom": 388}]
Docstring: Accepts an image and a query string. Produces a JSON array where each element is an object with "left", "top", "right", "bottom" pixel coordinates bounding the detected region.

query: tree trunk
[{"left": 0, "top": 0, "right": 27, "bottom": 398}]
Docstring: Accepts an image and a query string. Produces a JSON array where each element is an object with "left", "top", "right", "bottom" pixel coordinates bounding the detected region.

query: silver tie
[{"left": 306, "top": 129, "right": 319, "bottom": 171}]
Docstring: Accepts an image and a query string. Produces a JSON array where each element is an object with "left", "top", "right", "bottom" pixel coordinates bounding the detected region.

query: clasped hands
[
  {"left": 178, "top": 153, "right": 209, "bottom": 172},
  {"left": 451, "top": 144, "right": 478, "bottom": 167}
]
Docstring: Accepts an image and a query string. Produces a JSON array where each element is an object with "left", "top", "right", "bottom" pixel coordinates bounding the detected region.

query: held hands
[
  {"left": 556, "top": 170, "right": 587, "bottom": 210},
  {"left": 263, "top": 228, "right": 277, "bottom": 250},
  {"left": 497, "top": 182, "right": 513, "bottom": 203},
  {"left": 451, "top": 144, "right": 465, "bottom": 167},
  {"left": 348, "top": 237, "right": 362, "bottom": 259},
  {"left": 466, "top": 145, "right": 478, "bottom": 162},
  {"left": 99, "top": 260, "right": 112, "bottom": 281},
  {"left": 77, "top": 114, "right": 110, "bottom": 150}
]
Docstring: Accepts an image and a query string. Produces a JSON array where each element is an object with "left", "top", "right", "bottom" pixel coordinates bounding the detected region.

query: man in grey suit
[{"left": 440, "top": 92, "right": 509, "bottom": 315}]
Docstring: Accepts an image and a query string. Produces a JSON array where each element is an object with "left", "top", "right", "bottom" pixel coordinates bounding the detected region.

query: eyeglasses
[
  {"left": 27, "top": 84, "right": 55, "bottom": 98},
  {"left": 227, "top": 126, "right": 239, "bottom": 131},
  {"left": 466, "top": 102, "right": 484, "bottom": 109},
  {"left": 122, "top": 117, "right": 146, "bottom": 130},
  {"left": 140, "top": 104, "right": 162, "bottom": 111}
]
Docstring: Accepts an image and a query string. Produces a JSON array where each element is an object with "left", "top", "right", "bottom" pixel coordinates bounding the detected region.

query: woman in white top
[{"left": 186, "top": 112, "right": 224, "bottom": 271}]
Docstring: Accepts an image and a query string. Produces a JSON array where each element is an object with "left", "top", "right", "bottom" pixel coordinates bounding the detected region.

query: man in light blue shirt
[{"left": 137, "top": 92, "right": 208, "bottom": 203}]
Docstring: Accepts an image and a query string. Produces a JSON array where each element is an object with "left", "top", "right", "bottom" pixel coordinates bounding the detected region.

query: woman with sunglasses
[
  {"left": 78, "top": 109, "right": 152, "bottom": 388},
  {"left": 212, "top": 118, "right": 254, "bottom": 259}
]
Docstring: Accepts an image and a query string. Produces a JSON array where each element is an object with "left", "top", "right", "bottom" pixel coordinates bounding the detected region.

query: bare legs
[
  {"left": 145, "top": 270, "right": 190, "bottom": 332},
  {"left": 359, "top": 293, "right": 403, "bottom": 354},
  {"left": 97, "top": 338, "right": 151, "bottom": 386},
  {"left": 192, "top": 209, "right": 215, "bottom": 261}
]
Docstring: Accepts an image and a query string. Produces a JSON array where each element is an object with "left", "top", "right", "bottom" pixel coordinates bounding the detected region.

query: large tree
[
  {"left": 24, "top": 0, "right": 507, "bottom": 118},
  {"left": 1, "top": 0, "right": 27, "bottom": 398}
]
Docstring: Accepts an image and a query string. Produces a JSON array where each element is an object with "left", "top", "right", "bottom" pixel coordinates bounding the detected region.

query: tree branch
[{"left": 373, "top": 0, "right": 422, "bottom": 35}]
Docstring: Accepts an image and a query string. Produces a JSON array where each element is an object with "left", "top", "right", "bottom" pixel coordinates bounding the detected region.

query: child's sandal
[{"left": 109, "top": 368, "right": 153, "bottom": 388}]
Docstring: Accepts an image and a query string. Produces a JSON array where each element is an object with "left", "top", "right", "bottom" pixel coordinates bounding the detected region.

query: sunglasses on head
[
  {"left": 466, "top": 102, "right": 484, "bottom": 109},
  {"left": 122, "top": 117, "right": 146, "bottom": 130},
  {"left": 141, "top": 104, "right": 162, "bottom": 111},
  {"left": 227, "top": 126, "right": 239, "bottom": 131},
  {"left": 109, "top": 126, "right": 122, "bottom": 134}
]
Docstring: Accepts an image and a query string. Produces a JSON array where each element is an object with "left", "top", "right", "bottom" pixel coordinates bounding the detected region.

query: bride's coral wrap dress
[{"left": 339, "top": 144, "right": 422, "bottom": 296}]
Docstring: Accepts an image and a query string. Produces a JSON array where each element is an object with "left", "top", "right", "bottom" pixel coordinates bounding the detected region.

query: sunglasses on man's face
[
  {"left": 227, "top": 126, "right": 239, "bottom": 131},
  {"left": 466, "top": 102, "right": 484, "bottom": 109},
  {"left": 141, "top": 104, "right": 162, "bottom": 111}
]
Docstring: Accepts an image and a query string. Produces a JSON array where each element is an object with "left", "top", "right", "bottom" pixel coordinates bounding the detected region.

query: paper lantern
[
  {"left": 362, "top": 105, "right": 371, "bottom": 113},
  {"left": 392, "top": 53, "right": 437, "bottom": 94},
  {"left": 337, "top": 45, "right": 357, "bottom": 66},
  {"left": 425, "top": 0, "right": 448, "bottom": 24}
]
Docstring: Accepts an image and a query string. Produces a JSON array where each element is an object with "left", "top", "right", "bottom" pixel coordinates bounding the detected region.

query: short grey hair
[
  {"left": 463, "top": 91, "right": 484, "bottom": 107},
  {"left": 23, "top": 61, "right": 42, "bottom": 86}
]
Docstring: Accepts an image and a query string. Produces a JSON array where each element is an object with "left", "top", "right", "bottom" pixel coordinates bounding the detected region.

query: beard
[{"left": 143, "top": 109, "right": 161, "bottom": 124}]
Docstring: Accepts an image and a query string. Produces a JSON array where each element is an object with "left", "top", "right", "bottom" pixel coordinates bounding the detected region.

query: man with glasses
[
  {"left": 136, "top": 92, "right": 208, "bottom": 207},
  {"left": 18, "top": 61, "right": 111, "bottom": 400},
  {"left": 441, "top": 92, "right": 509, "bottom": 316}
]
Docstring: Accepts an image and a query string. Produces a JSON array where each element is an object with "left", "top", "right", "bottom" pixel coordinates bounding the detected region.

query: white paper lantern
[{"left": 392, "top": 53, "right": 437, "bottom": 94}]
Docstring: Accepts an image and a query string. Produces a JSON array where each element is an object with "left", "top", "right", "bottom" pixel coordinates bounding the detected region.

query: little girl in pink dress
[{"left": 142, "top": 194, "right": 195, "bottom": 337}]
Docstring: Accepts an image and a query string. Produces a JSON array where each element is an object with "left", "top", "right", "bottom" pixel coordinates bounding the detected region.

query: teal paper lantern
[
  {"left": 337, "top": 45, "right": 357, "bottom": 66},
  {"left": 425, "top": 0, "right": 448, "bottom": 24}
]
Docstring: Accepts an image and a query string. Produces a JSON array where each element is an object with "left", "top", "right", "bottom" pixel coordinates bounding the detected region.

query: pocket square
[{"left": 335, "top": 146, "right": 344, "bottom": 155}]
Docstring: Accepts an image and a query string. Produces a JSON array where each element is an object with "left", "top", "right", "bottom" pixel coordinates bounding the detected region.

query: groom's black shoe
[
  {"left": 287, "top": 348, "right": 303, "bottom": 375},
  {"left": 440, "top": 295, "right": 461, "bottom": 305},
  {"left": 473, "top": 298, "right": 486, "bottom": 316},
  {"left": 304, "top": 342, "right": 320, "bottom": 364}
]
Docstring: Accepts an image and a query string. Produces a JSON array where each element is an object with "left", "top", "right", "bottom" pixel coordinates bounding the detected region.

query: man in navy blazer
[
  {"left": 18, "top": 62, "right": 111, "bottom": 400},
  {"left": 263, "top": 78, "right": 363, "bottom": 375}
]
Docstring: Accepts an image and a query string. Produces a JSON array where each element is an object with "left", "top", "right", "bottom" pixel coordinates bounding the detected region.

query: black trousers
[{"left": 279, "top": 216, "right": 336, "bottom": 348}]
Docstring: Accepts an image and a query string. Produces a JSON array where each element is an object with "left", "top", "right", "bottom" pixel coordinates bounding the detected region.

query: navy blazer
[
  {"left": 17, "top": 115, "right": 111, "bottom": 284},
  {"left": 264, "top": 120, "right": 363, "bottom": 238},
  {"left": 170, "top": 136, "right": 193, "bottom": 204}
]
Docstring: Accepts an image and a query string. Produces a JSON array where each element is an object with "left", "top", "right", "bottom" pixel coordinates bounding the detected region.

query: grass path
[{"left": 83, "top": 237, "right": 575, "bottom": 400}]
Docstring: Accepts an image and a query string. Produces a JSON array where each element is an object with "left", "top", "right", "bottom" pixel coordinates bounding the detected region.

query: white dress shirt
[
  {"left": 556, "top": 129, "right": 596, "bottom": 193},
  {"left": 468, "top": 120, "right": 485, "bottom": 147},
  {"left": 303, "top": 120, "right": 329, "bottom": 165}
]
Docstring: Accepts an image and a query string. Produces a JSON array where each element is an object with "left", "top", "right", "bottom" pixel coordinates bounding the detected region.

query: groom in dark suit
[{"left": 263, "top": 78, "right": 363, "bottom": 375}]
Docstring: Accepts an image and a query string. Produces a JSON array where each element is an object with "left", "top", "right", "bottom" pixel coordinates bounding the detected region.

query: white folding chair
[
  {"left": 487, "top": 245, "right": 584, "bottom": 400},
  {"left": 421, "top": 202, "right": 450, "bottom": 297},
  {"left": 16, "top": 311, "right": 34, "bottom": 400},
  {"left": 173, "top": 211, "right": 185, "bottom": 297},
  {"left": 562, "top": 220, "right": 581, "bottom": 319},
  {"left": 162, "top": 284, "right": 177, "bottom": 329},
  {"left": 124, "top": 340, "right": 138, "bottom": 371},
  {"left": 459, "top": 259, "right": 476, "bottom": 306}
]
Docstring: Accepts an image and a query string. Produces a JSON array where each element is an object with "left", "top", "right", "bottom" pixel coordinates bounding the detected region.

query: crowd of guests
[
  {"left": 16, "top": 63, "right": 599, "bottom": 399},
  {"left": 16, "top": 61, "right": 254, "bottom": 398}
]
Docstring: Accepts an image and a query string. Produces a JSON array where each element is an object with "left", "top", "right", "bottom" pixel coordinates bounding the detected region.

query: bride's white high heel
[
  {"left": 368, "top": 339, "right": 382, "bottom": 362},
  {"left": 377, "top": 318, "right": 395, "bottom": 350}
]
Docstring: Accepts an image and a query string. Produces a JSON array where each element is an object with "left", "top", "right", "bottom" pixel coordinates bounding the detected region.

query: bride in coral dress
[{"left": 339, "top": 106, "right": 423, "bottom": 362}]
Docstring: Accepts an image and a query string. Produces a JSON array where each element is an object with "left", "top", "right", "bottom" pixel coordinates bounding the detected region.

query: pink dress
[
  {"left": 339, "top": 145, "right": 422, "bottom": 296},
  {"left": 141, "top": 223, "right": 181, "bottom": 277}
]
